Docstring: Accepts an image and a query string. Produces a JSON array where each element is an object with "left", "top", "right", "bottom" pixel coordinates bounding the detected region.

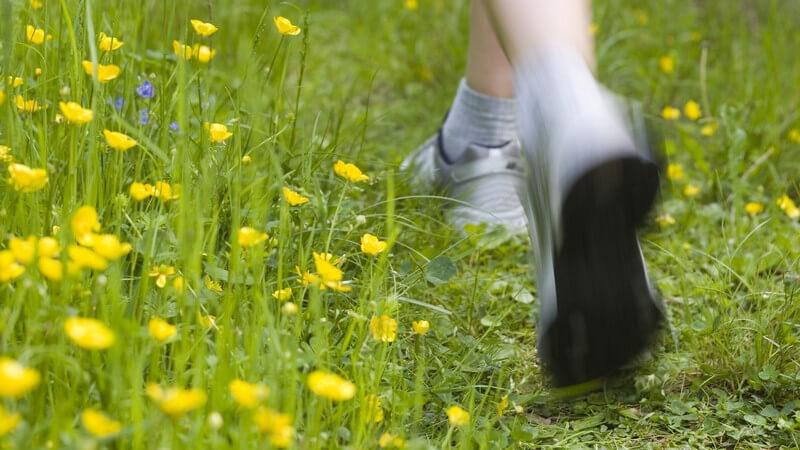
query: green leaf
[
  {"left": 425, "top": 255, "right": 457, "bottom": 284},
  {"left": 743, "top": 414, "right": 767, "bottom": 427}
]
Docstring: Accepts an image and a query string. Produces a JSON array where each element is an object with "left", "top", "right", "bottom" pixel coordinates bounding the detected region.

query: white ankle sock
[{"left": 441, "top": 79, "right": 517, "bottom": 162}]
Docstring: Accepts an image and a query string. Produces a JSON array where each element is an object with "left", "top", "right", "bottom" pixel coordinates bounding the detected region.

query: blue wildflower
[
  {"left": 106, "top": 96, "right": 124, "bottom": 111},
  {"left": 169, "top": 121, "right": 180, "bottom": 133},
  {"left": 139, "top": 108, "right": 149, "bottom": 125},
  {"left": 136, "top": 80, "right": 155, "bottom": 99}
]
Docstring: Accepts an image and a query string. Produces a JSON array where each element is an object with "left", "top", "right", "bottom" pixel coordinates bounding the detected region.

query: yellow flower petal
[
  {"left": 98, "top": 32, "right": 123, "bottom": 51},
  {"left": 229, "top": 379, "right": 270, "bottom": 408},
  {"left": 59, "top": 101, "right": 94, "bottom": 124},
  {"left": 684, "top": 100, "right": 701, "bottom": 121},
  {"left": 81, "top": 60, "right": 121, "bottom": 82},
  {"left": 190, "top": 19, "right": 218, "bottom": 37},
  {"left": 333, "top": 160, "right": 369, "bottom": 182},
  {"left": 0, "top": 358, "right": 40, "bottom": 398},
  {"left": 307, "top": 370, "right": 355, "bottom": 401},
  {"left": 283, "top": 187, "right": 309, "bottom": 206},
  {"left": 81, "top": 409, "right": 122, "bottom": 438},
  {"left": 64, "top": 317, "right": 115, "bottom": 350},
  {"left": 149, "top": 318, "right": 177, "bottom": 342},
  {"left": 446, "top": 406, "right": 470, "bottom": 426},
  {"left": 103, "top": 130, "right": 137, "bottom": 151},
  {"left": 369, "top": 315, "right": 397, "bottom": 342},
  {"left": 360, "top": 233, "right": 387, "bottom": 255},
  {"left": 273, "top": 16, "right": 301, "bottom": 36},
  {"left": 412, "top": 320, "right": 430, "bottom": 335},
  {"left": 7, "top": 163, "right": 48, "bottom": 192}
]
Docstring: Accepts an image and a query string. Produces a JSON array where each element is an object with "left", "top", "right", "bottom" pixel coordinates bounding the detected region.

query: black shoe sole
[{"left": 539, "top": 156, "right": 663, "bottom": 387}]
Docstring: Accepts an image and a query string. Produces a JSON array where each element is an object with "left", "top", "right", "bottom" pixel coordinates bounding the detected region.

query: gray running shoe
[
  {"left": 519, "top": 83, "right": 664, "bottom": 386},
  {"left": 401, "top": 132, "right": 528, "bottom": 234}
]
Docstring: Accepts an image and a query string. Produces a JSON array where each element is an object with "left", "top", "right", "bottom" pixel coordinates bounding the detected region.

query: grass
[{"left": 0, "top": 0, "right": 799, "bottom": 448}]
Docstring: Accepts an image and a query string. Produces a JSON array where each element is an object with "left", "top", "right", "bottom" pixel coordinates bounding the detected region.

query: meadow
[{"left": 0, "top": 0, "right": 799, "bottom": 448}]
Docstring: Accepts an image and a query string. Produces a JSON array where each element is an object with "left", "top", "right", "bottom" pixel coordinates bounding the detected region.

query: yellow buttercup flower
[
  {"left": 229, "top": 379, "right": 270, "bottom": 408},
  {"left": 38, "top": 257, "right": 63, "bottom": 281},
  {"left": 241, "top": 155, "right": 252, "bottom": 165},
  {"left": 191, "top": 19, "right": 218, "bottom": 37},
  {"left": 659, "top": 55, "right": 675, "bottom": 74},
  {"left": 404, "top": 0, "right": 418, "bottom": 11},
  {"left": 59, "top": 102, "right": 93, "bottom": 124},
  {"left": 253, "top": 407, "right": 295, "bottom": 448},
  {"left": 745, "top": 202, "right": 764, "bottom": 215},
  {"left": 81, "top": 409, "right": 122, "bottom": 438},
  {"left": 192, "top": 44, "right": 216, "bottom": 63},
  {"left": 154, "top": 181, "right": 180, "bottom": 201},
  {"left": 0, "top": 251, "right": 25, "bottom": 282},
  {"left": 683, "top": 184, "right": 700, "bottom": 197},
  {"left": 15, "top": 95, "right": 43, "bottom": 113},
  {"left": 68, "top": 245, "right": 108, "bottom": 270},
  {"left": 661, "top": 106, "right": 680, "bottom": 120},
  {"left": 149, "top": 318, "right": 177, "bottom": 342},
  {"left": 98, "top": 32, "right": 123, "bottom": 51},
  {"left": 91, "top": 234, "right": 131, "bottom": 260},
  {"left": 25, "top": 25, "right": 52, "bottom": 45},
  {"left": 655, "top": 214, "right": 676, "bottom": 228},
  {"left": 365, "top": 394, "right": 383, "bottom": 423},
  {"left": 273, "top": 17, "right": 301, "bottom": 36},
  {"left": 34, "top": 68, "right": 42, "bottom": 77},
  {"left": 333, "top": 160, "right": 369, "bottom": 182},
  {"left": 497, "top": 395, "right": 509, "bottom": 417},
  {"left": 207, "top": 123, "right": 232, "bottom": 142},
  {"left": 37, "top": 237, "right": 59, "bottom": 259},
  {"left": 313, "top": 252, "right": 341, "bottom": 282},
  {"left": 412, "top": 320, "right": 430, "bottom": 335},
  {"left": 666, "top": 163, "right": 684, "bottom": 180},
  {"left": 205, "top": 276, "right": 223, "bottom": 294},
  {"left": 65, "top": 317, "right": 115, "bottom": 349},
  {"left": 130, "top": 182, "right": 155, "bottom": 201},
  {"left": 9, "top": 236, "right": 36, "bottom": 265},
  {"left": 295, "top": 266, "right": 319, "bottom": 286},
  {"left": 71, "top": 206, "right": 101, "bottom": 246},
  {"left": 30, "top": 0, "right": 43, "bottom": 9},
  {"left": 684, "top": 100, "right": 701, "bottom": 121},
  {"left": 360, "top": 233, "right": 387, "bottom": 255},
  {"left": 701, "top": 124, "right": 717, "bottom": 137},
  {"left": 307, "top": 370, "right": 355, "bottom": 401},
  {"left": 0, "top": 90, "right": 5, "bottom": 105},
  {"left": 0, "top": 406, "right": 21, "bottom": 436},
  {"left": 777, "top": 194, "right": 800, "bottom": 219},
  {"left": 369, "top": 315, "right": 397, "bottom": 343},
  {"left": 8, "top": 163, "right": 48, "bottom": 192},
  {"left": 81, "top": 60, "right": 121, "bottom": 82},
  {"left": 103, "top": 130, "right": 137, "bottom": 151},
  {"left": 7, "top": 77, "right": 23, "bottom": 88},
  {"left": 149, "top": 265, "right": 176, "bottom": 289},
  {"left": 311, "top": 252, "right": 351, "bottom": 292},
  {"left": 146, "top": 384, "right": 207, "bottom": 417},
  {"left": 378, "top": 433, "right": 405, "bottom": 448},
  {"left": 172, "top": 40, "right": 193, "bottom": 60},
  {"left": 789, "top": 129, "right": 800, "bottom": 143},
  {"left": 238, "top": 227, "right": 268, "bottom": 248},
  {"left": 446, "top": 406, "right": 470, "bottom": 426},
  {"left": 283, "top": 187, "right": 309, "bottom": 206},
  {"left": 272, "top": 287, "right": 292, "bottom": 301},
  {"left": 0, "top": 358, "right": 40, "bottom": 397}
]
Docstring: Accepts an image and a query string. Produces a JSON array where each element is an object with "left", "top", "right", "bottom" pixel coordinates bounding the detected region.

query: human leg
[{"left": 482, "top": 0, "right": 664, "bottom": 386}]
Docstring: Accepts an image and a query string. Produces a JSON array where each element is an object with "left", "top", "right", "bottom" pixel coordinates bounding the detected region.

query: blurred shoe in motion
[{"left": 515, "top": 47, "right": 664, "bottom": 387}]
